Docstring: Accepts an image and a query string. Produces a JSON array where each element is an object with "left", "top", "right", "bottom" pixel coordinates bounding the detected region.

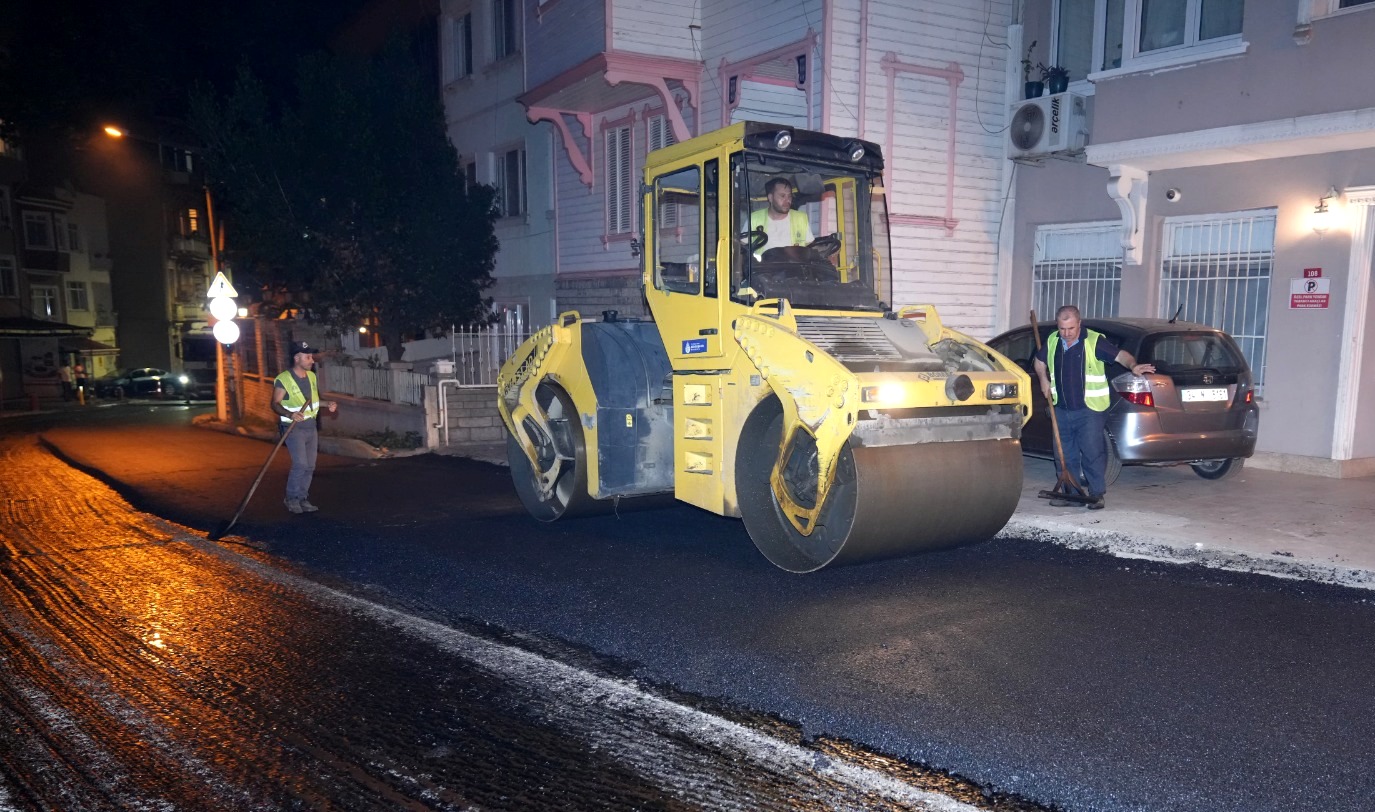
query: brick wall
[{"left": 554, "top": 273, "right": 647, "bottom": 320}]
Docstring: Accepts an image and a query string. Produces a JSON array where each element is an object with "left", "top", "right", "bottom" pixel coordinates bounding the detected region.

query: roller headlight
[
  {"left": 985, "top": 382, "right": 1018, "bottom": 400},
  {"left": 860, "top": 382, "right": 905, "bottom": 405}
]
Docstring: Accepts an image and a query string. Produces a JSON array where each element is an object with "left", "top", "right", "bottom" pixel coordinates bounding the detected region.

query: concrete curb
[{"left": 1001, "top": 518, "right": 1375, "bottom": 592}]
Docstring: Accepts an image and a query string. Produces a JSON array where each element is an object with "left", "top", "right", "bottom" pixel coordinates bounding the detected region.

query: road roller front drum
[{"left": 735, "top": 401, "right": 1024, "bottom": 573}]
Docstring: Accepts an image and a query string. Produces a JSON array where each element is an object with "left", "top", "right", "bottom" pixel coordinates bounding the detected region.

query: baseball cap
[{"left": 290, "top": 341, "right": 319, "bottom": 356}]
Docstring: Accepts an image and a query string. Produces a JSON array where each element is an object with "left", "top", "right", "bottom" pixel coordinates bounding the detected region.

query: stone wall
[
  {"left": 554, "top": 273, "right": 647, "bottom": 320},
  {"left": 438, "top": 384, "right": 504, "bottom": 447}
]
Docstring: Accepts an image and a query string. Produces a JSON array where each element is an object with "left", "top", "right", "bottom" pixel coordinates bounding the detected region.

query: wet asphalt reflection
[{"left": 0, "top": 434, "right": 1003, "bottom": 811}]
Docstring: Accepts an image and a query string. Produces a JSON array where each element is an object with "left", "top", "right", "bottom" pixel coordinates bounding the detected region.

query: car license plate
[{"left": 1182, "top": 387, "right": 1228, "bottom": 402}]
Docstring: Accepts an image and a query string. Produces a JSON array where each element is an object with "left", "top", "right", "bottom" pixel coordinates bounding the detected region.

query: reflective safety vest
[
  {"left": 1047, "top": 329, "right": 1111, "bottom": 411},
  {"left": 749, "top": 208, "right": 811, "bottom": 247},
  {"left": 275, "top": 369, "right": 320, "bottom": 423}
]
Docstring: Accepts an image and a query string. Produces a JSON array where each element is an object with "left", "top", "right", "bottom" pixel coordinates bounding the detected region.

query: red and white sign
[
  {"left": 1303, "top": 267, "right": 1323, "bottom": 279},
  {"left": 1290, "top": 277, "right": 1330, "bottom": 309}
]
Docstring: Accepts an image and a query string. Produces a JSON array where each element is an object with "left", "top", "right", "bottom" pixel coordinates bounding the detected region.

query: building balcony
[{"left": 170, "top": 235, "right": 211, "bottom": 259}]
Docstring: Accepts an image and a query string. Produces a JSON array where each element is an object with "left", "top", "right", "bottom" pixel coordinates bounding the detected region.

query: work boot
[
  {"left": 298, "top": 499, "right": 320, "bottom": 513},
  {"left": 1087, "top": 495, "right": 1105, "bottom": 510},
  {"left": 284, "top": 498, "right": 304, "bottom": 514}
]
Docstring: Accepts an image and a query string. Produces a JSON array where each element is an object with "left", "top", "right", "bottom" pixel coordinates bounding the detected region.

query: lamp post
[{"left": 102, "top": 123, "right": 237, "bottom": 421}]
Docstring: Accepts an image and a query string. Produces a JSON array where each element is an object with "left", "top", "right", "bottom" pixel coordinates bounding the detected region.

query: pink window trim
[
  {"left": 717, "top": 30, "right": 818, "bottom": 129},
  {"left": 880, "top": 53, "right": 962, "bottom": 235},
  {"left": 600, "top": 232, "right": 636, "bottom": 250}
]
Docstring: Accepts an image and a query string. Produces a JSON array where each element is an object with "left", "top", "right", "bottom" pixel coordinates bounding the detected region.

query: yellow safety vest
[
  {"left": 749, "top": 208, "right": 811, "bottom": 246},
  {"left": 275, "top": 369, "right": 320, "bottom": 423},
  {"left": 1047, "top": 330, "right": 1110, "bottom": 411}
]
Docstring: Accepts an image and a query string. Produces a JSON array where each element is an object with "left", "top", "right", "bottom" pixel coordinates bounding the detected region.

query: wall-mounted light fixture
[{"left": 1312, "top": 186, "right": 1339, "bottom": 236}]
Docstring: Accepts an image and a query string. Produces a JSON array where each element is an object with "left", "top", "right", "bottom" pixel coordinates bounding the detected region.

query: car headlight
[{"left": 179, "top": 375, "right": 189, "bottom": 385}]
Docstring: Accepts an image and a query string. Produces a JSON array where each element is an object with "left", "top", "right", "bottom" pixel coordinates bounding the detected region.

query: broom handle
[{"left": 1030, "top": 310, "right": 1085, "bottom": 493}]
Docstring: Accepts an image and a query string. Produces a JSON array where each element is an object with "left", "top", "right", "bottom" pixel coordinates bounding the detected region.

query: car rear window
[{"left": 1141, "top": 332, "right": 1246, "bottom": 374}]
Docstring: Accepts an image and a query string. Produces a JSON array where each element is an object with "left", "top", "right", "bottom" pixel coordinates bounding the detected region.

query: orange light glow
[{"left": 103, "top": 125, "right": 126, "bottom": 138}]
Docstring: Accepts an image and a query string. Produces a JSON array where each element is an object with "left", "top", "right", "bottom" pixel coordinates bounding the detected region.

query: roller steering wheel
[
  {"left": 807, "top": 233, "right": 842, "bottom": 258},
  {"left": 739, "top": 227, "right": 768, "bottom": 253}
]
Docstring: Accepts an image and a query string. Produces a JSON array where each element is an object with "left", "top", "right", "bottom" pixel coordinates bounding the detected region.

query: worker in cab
[{"left": 750, "top": 176, "right": 814, "bottom": 256}]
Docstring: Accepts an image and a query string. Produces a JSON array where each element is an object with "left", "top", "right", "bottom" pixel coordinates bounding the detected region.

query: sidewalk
[{"left": 38, "top": 416, "right": 1375, "bottom": 591}]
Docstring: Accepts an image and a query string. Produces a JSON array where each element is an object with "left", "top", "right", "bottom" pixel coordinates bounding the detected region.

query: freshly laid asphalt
[
  {"left": 28, "top": 402, "right": 1375, "bottom": 592},
  {"left": 16, "top": 402, "right": 1375, "bottom": 812}
]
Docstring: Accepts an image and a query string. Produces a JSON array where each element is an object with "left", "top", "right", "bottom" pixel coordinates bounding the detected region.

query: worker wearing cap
[{"left": 271, "top": 341, "right": 338, "bottom": 514}]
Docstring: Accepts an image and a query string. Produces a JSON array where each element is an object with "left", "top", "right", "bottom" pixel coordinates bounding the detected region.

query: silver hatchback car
[{"left": 987, "top": 318, "right": 1260, "bottom": 484}]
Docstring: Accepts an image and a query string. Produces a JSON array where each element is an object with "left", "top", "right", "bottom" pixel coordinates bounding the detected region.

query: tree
[{"left": 191, "top": 40, "right": 498, "bottom": 360}]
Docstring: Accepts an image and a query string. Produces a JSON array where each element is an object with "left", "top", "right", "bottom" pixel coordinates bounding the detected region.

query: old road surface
[
  {"left": 4, "top": 406, "right": 1375, "bottom": 812},
  {"left": 0, "top": 427, "right": 1000, "bottom": 812}
]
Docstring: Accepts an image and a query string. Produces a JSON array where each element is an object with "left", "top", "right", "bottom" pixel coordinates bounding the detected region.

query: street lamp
[{"left": 101, "top": 123, "right": 237, "bottom": 421}]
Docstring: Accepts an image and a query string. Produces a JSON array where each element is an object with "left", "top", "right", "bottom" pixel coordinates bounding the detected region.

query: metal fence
[
  {"left": 446, "top": 317, "right": 531, "bottom": 388},
  {"left": 318, "top": 365, "right": 431, "bottom": 406}
]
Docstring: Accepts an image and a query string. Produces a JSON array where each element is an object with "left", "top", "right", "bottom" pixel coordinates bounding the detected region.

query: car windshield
[
  {"left": 1141, "top": 332, "right": 1247, "bottom": 374},
  {"left": 730, "top": 153, "right": 890, "bottom": 311}
]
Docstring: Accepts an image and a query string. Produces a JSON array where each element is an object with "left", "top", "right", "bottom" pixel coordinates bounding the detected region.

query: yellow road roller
[{"left": 497, "top": 121, "right": 1031, "bottom": 572}]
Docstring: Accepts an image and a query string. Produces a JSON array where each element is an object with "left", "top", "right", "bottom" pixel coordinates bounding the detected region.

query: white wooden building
[{"left": 440, "top": 0, "right": 1021, "bottom": 337}]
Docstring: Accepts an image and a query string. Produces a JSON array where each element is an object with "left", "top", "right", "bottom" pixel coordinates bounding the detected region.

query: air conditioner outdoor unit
[{"left": 1008, "top": 92, "right": 1088, "bottom": 159}]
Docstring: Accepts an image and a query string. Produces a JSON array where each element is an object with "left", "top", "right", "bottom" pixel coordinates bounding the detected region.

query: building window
[
  {"left": 31, "top": 284, "right": 59, "bottom": 320},
  {"left": 67, "top": 222, "right": 83, "bottom": 253},
  {"left": 499, "top": 147, "right": 526, "bottom": 217},
  {"left": 66, "top": 281, "right": 89, "bottom": 311},
  {"left": 493, "top": 0, "right": 517, "bottom": 60},
  {"left": 464, "top": 160, "right": 478, "bottom": 190},
  {"left": 0, "top": 186, "right": 11, "bottom": 229},
  {"left": 646, "top": 115, "right": 678, "bottom": 226},
  {"left": 0, "top": 255, "right": 17, "bottom": 298},
  {"left": 23, "top": 211, "right": 55, "bottom": 250},
  {"left": 448, "top": 13, "right": 473, "bottom": 80},
  {"left": 1032, "top": 223, "right": 1122, "bottom": 320},
  {"left": 54, "top": 215, "right": 70, "bottom": 251},
  {"left": 183, "top": 207, "right": 202, "bottom": 236},
  {"left": 161, "top": 145, "right": 194, "bottom": 174},
  {"left": 605, "top": 125, "right": 632, "bottom": 234},
  {"left": 1160, "top": 210, "right": 1275, "bottom": 392},
  {"left": 1053, "top": 0, "right": 1243, "bottom": 79}
]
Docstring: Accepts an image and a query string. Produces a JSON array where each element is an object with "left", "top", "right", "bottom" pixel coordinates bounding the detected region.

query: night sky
[{"left": 0, "top": 0, "right": 423, "bottom": 139}]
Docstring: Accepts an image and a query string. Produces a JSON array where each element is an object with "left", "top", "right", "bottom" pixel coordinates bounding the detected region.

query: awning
[
  {"left": 59, "top": 336, "right": 118, "bottom": 354},
  {"left": 0, "top": 317, "right": 93, "bottom": 338}
]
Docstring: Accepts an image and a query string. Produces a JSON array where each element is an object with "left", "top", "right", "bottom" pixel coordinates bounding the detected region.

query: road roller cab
[{"left": 498, "top": 122, "right": 1032, "bottom": 572}]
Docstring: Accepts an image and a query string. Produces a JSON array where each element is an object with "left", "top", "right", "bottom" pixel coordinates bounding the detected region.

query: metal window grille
[
  {"left": 1032, "top": 223, "right": 1121, "bottom": 320},
  {"left": 1160, "top": 209, "right": 1275, "bottom": 392}
]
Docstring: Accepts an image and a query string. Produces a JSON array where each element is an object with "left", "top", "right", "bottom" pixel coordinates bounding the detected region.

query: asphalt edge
[{"left": 1000, "top": 518, "right": 1375, "bottom": 592}]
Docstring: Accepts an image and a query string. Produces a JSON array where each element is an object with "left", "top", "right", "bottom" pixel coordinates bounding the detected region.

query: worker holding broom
[
  {"left": 271, "top": 341, "right": 338, "bottom": 514},
  {"left": 1033, "top": 305, "right": 1153, "bottom": 510}
]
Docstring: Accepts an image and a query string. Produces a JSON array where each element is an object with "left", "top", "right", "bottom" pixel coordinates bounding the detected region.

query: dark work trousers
[
  {"left": 282, "top": 419, "right": 319, "bottom": 502},
  {"left": 1054, "top": 405, "right": 1109, "bottom": 497}
]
